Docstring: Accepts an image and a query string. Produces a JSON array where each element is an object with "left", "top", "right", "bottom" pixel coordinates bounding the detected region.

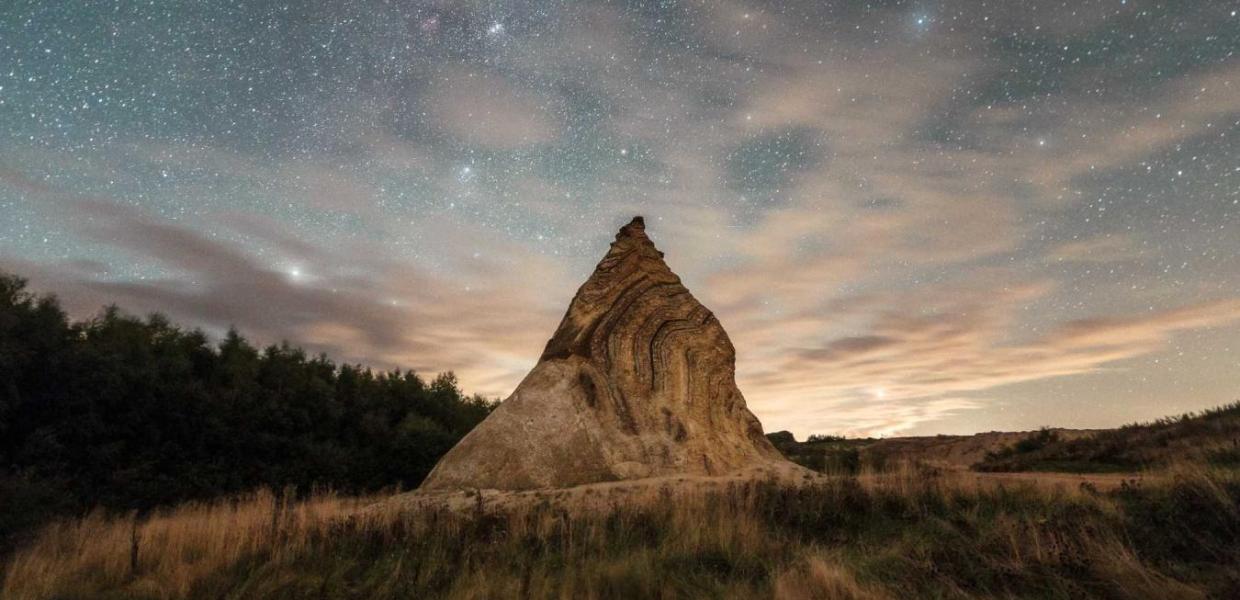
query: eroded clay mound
[{"left": 420, "top": 217, "right": 787, "bottom": 490}]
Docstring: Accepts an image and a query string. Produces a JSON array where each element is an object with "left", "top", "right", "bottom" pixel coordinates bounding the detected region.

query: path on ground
[{"left": 958, "top": 468, "right": 1147, "bottom": 491}]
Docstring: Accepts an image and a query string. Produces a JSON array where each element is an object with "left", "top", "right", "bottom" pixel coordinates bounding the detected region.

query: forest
[{"left": 0, "top": 272, "right": 494, "bottom": 549}]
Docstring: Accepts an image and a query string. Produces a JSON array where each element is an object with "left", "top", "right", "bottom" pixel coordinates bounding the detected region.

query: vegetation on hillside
[
  {"left": 4, "top": 464, "right": 1238, "bottom": 599},
  {"left": 975, "top": 403, "right": 1240, "bottom": 473},
  {"left": 765, "top": 430, "right": 1014, "bottom": 474},
  {"left": 0, "top": 272, "right": 494, "bottom": 550},
  {"left": 766, "top": 432, "right": 869, "bottom": 474}
]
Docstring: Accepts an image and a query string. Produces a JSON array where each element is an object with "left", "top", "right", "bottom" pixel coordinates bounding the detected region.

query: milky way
[{"left": 2, "top": 1, "right": 1238, "bottom": 437}]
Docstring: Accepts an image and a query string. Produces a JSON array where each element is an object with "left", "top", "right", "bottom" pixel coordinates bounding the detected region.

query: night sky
[{"left": 2, "top": 1, "right": 1238, "bottom": 438}]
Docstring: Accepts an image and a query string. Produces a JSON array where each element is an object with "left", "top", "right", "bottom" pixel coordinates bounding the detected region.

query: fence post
[{"left": 129, "top": 513, "right": 140, "bottom": 577}]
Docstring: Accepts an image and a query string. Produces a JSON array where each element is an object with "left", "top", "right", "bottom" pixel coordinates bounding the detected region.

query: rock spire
[{"left": 421, "top": 216, "right": 787, "bottom": 490}]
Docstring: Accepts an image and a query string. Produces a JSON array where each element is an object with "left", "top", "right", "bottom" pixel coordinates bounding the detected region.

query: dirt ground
[
  {"left": 371, "top": 460, "right": 1146, "bottom": 519},
  {"left": 964, "top": 469, "right": 1147, "bottom": 491}
]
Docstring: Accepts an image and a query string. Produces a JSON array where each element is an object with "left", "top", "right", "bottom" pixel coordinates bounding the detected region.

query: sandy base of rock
[
  {"left": 365, "top": 462, "right": 1155, "bottom": 519},
  {"left": 374, "top": 461, "right": 815, "bottom": 516}
]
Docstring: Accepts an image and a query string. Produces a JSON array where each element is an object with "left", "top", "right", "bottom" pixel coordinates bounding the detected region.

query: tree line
[{"left": 0, "top": 272, "right": 495, "bottom": 546}]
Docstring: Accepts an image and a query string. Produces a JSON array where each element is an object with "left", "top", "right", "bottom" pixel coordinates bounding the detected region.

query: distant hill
[
  {"left": 861, "top": 430, "right": 1100, "bottom": 470},
  {"left": 768, "top": 428, "right": 1096, "bottom": 473},
  {"left": 974, "top": 402, "right": 1240, "bottom": 473},
  {"left": 770, "top": 401, "right": 1240, "bottom": 475}
]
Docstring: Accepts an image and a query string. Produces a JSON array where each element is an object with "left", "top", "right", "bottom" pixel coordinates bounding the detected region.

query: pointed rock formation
[{"left": 421, "top": 216, "right": 789, "bottom": 490}]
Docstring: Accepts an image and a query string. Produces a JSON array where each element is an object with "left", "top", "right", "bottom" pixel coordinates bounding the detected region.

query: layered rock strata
[{"left": 421, "top": 216, "right": 787, "bottom": 490}]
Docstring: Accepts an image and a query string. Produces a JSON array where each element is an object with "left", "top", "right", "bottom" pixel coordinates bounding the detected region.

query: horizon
[{"left": 2, "top": 2, "right": 1238, "bottom": 439}]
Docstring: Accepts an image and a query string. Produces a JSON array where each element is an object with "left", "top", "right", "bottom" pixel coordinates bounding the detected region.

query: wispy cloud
[{"left": 738, "top": 278, "right": 1240, "bottom": 436}]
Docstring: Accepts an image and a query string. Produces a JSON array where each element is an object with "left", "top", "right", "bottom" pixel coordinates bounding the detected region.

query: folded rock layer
[{"left": 420, "top": 216, "right": 786, "bottom": 490}]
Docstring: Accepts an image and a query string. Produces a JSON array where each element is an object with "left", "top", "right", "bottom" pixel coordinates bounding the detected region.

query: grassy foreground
[{"left": 3, "top": 464, "right": 1239, "bottom": 599}]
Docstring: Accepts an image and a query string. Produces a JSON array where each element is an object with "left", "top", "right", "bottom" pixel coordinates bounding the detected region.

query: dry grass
[
  {"left": 772, "top": 556, "right": 892, "bottom": 600},
  {"left": 3, "top": 464, "right": 1238, "bottom": 599},
  {"left": 1, "top": 489, "right": 377, "bottom": 600}
]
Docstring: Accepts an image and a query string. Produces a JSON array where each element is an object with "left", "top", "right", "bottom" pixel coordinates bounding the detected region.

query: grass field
[{"left": 4, "top": 462, "right": 1238, "bottom": 599}]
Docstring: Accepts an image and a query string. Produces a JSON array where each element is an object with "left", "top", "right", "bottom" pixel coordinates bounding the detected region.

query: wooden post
[
  {"left": 270, "top": 489, "right": 283, "bottom": 546},
  {"left": 129, "top": 515, "right": 140, "bottom": 577}
]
